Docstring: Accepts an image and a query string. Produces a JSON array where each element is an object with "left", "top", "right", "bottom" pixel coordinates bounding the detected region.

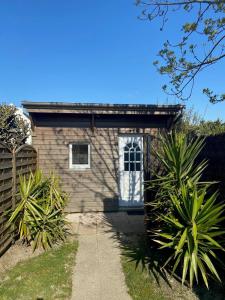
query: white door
[{"left": 119, "top": 135, "right": 144, "bottom": 207}]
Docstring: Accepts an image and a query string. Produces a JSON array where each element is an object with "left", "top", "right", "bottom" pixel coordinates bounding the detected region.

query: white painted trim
[
  {"left": 118, "top": 135, "right": 144, "bottom": 207},
  {"left": 69, "top": 143, "right": 91, "bottom": 170}
]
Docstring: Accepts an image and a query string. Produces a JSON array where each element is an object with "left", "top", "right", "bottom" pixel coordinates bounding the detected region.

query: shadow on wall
[
  {"left": 37, "top": 126, "right": 122, "bottom": 212},
  {"left": 36, "top": 124, "right": 158, "bottom": 212},
  {"left": 35, "top": 124, "right": 162, "bottom": 212}
]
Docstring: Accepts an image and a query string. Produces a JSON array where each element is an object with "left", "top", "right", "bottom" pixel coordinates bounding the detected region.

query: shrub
[
  {"left": 149, "top": 132, "right": 208, "bottom": 212},
  {"left": 8, "top": 170, "right": 69, "bottom": 250},
  {"left": 148, "top": 132, "right": 225, "bottom": 288},
  {"left": 153, "top": 184, "right": 225, "bottom": 288}
]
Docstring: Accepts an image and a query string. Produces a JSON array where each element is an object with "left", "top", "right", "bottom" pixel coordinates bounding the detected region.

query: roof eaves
[{"left": 22, "top": 101, "right": 184, "bottom": 113}]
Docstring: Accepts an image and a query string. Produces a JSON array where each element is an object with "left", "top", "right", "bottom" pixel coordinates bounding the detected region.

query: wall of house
[{"left": 32, "top": 126, "right": 157, "bottom": 212}]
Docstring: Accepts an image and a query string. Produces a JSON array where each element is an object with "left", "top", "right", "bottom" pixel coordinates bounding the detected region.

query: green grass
[
  {"left": 121, "top": 255, "right": 166, "bottom": 300},
  {"left": 121, "top": 237, "right": 196, "bottom": 300},
  {"left": 0, "top": 241, "right": 78, "bottom": 300},
  {"left": 121, "top": 237, "right": 225, "bottom": 300}
]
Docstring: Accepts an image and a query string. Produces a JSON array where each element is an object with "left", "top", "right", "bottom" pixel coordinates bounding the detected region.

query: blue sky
[{"left": 0, "top": 0, "right": 224, "bottom": 120}]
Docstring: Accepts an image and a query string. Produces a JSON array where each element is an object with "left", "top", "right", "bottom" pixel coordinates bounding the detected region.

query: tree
[
  {"left": 177, "top": 108, "right": 225, "bottom": 135},
  {"left": 136, "top": 0, "right": 225, "bottom": 103},
  {"left": 0, "top": 104, "right": 30, "bottom": 149}
]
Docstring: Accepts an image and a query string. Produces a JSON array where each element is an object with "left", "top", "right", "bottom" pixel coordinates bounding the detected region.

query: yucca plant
[
  {"left": 148, "top": 132, "right": 225, "bottom": 288},
  {"left": 31, "top": 204, "right": 68, "bottom": 251},
  {"left": 8, "top": 170, "right": 68, "bottom": 250},
  {"left": 153, "top": 184, "right": 225, "bottom": 288},
  {"left": 149, "top": 132, "right": 209, "bottom": 211},
  {"left": 156, "top": 132, "right": 207, "bottom": 184}
]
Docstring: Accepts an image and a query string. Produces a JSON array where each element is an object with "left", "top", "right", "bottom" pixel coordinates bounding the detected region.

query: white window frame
[{"left": 69, "top": 143, "right": 91, "bottom": 170}]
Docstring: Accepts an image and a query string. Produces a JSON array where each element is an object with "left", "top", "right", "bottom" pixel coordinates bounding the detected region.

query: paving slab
[{"left": 70, "top": 212, "right": 144, "bottom": 300}]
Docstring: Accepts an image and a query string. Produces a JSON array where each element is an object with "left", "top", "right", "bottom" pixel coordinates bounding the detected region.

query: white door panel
[{"left": 119, "top": 135, "right": 144, "bottom": 207}]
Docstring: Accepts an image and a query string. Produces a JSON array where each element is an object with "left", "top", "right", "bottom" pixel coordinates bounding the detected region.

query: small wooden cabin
[{"left": 22, "top": 102, "right": 183, "bottom": 212}]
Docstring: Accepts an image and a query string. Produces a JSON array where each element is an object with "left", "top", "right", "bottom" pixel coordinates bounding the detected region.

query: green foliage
[
  {"left": 0, "top": 104, "right": 30, "bottom": 149},
  {"left": 149, "top": 132, "right": 225, "bottom": 288},
  {"left": 136, "top": 1, "right": 225, "bottom": 102},
  {"left": 8, "top": 170, "right": 68, "bottom": 251},
  {"left": 178, "top": 108, "right": 225, "bottom": 136},
  {"left": 150, "top": 132, "right": 207, "bottom": 211},
  {"left": 121, "top": 237, "right": 201, "bottom": 299},
  {"left": 203, "top": 88, "right": 225, "bottom": 104},
  {"left": 153, "top": 184, "right": 225, "bottom": 288}
]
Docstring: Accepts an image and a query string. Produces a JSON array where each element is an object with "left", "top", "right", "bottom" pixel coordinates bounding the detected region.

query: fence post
[
  {"left": 11, "top": 147, "right": 16, "bottom": 243},
  {"left": 11, "top": 147, "right": 16, "bottom": 211}
]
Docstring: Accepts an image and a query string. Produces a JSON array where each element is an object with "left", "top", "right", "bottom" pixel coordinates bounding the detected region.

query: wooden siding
[{"left": 32, "top": 127, "right": 157, "bottom": 212}]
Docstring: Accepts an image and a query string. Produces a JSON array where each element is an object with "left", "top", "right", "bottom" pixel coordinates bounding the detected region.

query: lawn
[
  {"left": 121, "top": 255, "right": 167, "bottom": 300},
  {"left": 121, "top": 236, "right": 225, "bottom": 300},
  {"left": 121, "top": 236, "right": 196, "bottom": 300},
  {"left": 0, "top": 241, "right": 78, "bottom": 300}
]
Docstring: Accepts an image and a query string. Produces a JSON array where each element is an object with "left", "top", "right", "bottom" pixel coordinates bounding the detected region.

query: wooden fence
[
  {"left": 198, "top": 134, "right": 225, "bottom": 200},
  {"left": 0, "top": 142, "right": 37, "bottom": 255}
]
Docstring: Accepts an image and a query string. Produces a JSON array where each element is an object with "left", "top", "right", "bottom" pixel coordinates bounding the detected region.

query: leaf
[
  {"left": 175, "top": 228, "right": 187, "bottom": 256},
  {"left": 200, "top": 234, "right": 224, "bottom": 250},
  {"left": 182, "top": 251, "right": 189, "bottom": 285},
  {"left": 192, "top": 221, "right": 197, "bottom": 242},
  {"left": 202, "top": 253, "right": 221, "bottom": 282},
  {"left": 197, "top": 259, "right": 209, "bottom": 289}
]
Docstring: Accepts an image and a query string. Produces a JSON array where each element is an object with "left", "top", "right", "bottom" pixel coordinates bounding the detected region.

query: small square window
[{"left": 69, "top": 143, "right": 90, "bottom": 169}]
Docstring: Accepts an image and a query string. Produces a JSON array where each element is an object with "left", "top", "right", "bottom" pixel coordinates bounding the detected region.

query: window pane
[
  {"left": 136, "top": 163, "right": 140, "bottom": 171},
  {"left": 124, "top": 163, "right": 129, "bottom": 171},
  {"left": 130, "top": 163, "right": 135, "bottom": 171},
  {"left": 136, "top": 152, "right": 141, "bottom": 161},
  {"left": 72, "top": 144, "right": 89, "bottom": 164},
  {"left": 124, "top": 152, "right": 129, "bottom": 161},
  {"left": 130, "top": 152, "right": 134, "bottom": 161}
]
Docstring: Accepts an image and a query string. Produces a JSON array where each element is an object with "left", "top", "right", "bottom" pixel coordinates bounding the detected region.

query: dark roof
[{"left": 22, "top": 101, "right": 184, "bottom": 115}]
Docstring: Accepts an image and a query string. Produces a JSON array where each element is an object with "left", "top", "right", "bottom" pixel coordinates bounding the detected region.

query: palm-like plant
[
  {"left": 153, "top": 184, "right": 225, "bottom": 288},
  {"left": 31, "top": 204, "right": 68, "bottom": 250},
  {"left": 8, "top": 170, "right": 68, "bottom": 250},
  {"left": 150, "top": 132, "right": 209, "bottom": 211},
  {"left": 157, "top": 132, "right": 207, "bottom": 183},
  {"left": 147, "top": 132, "right": 225, "bottom": 288}
]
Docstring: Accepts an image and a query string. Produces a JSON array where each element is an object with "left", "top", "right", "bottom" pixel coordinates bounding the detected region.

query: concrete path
[{"left": 68, "top": 212, "right": 144, "bottom": 300}]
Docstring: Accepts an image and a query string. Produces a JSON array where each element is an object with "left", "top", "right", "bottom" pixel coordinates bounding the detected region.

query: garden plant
[
  {"left": 7, "top": 170, "right": 68, "bottom": 250},
  {"left": 149, "top": 132, "right": 225, "bottom": 288}
]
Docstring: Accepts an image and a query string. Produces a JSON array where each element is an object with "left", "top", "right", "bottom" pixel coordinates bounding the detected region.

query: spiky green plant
[
  {"left": 156, "top": 132, "right": 207, "bottom": 185},
  {"left": 8, "top": 170, "right": 68, "bottom": 250},
  {"left": 149, "top": 132, "right": 210, "bottom": 213},
  {"left": 153, "top": 184, "right": 225, "bottom": 288},
  {"left": 148, "top": 132, "right": 225, "bottom": 288}
]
